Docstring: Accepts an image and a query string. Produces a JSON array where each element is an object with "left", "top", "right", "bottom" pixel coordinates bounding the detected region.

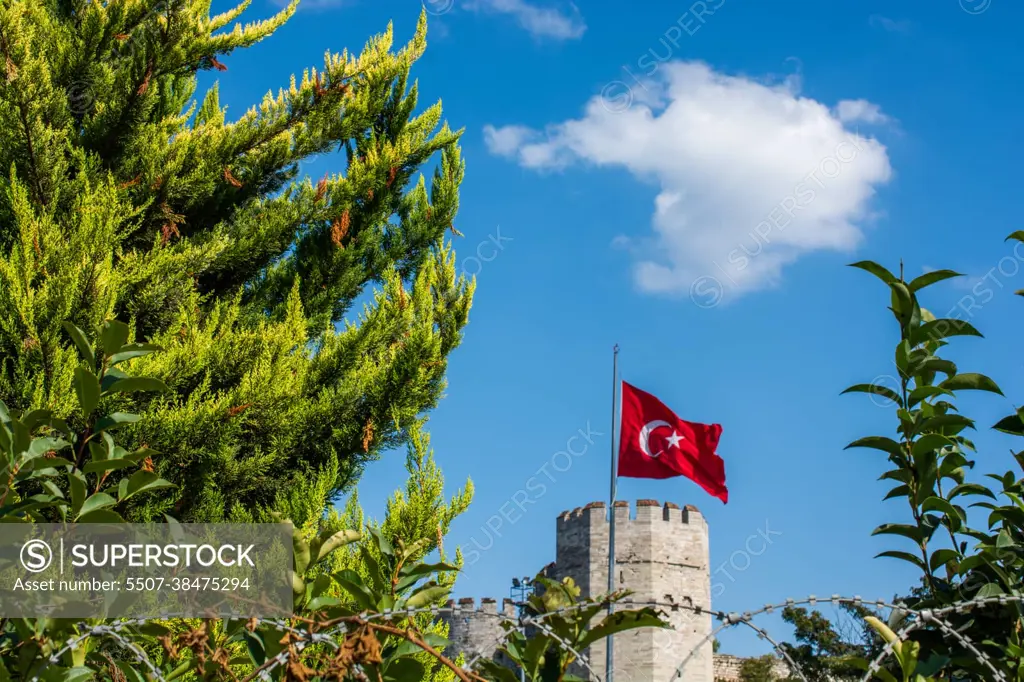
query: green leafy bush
[{"left": 844, "top": 250, "right": 1023, "bottom": 680}]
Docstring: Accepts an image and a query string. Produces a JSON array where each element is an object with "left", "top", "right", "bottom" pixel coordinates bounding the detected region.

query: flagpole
[{"left": 607, "top": 343, "right": 620, "bottom": 682}]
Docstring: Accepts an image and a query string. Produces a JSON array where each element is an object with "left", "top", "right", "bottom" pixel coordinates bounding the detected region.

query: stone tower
[
  {"left": 442, "top": 499, "right": 713, "bottom": 682},
  {"left": 548, "top": 499, "right": 713, "bottom": 682}
]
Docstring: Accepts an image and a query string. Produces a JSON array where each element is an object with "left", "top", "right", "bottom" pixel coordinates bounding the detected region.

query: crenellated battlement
[
  {"left": 444, "top": 597, "right": 517, "bottom": 618},
  {"left": 556, "top": 499, "right": 706, "bottom": 531}
]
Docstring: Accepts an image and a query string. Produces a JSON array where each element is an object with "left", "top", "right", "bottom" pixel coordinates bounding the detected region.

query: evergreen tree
[
  {"left": 327, "top": 422, "right": 474, "bottom": 682},
  {"left": 147, "top": 420, "right": 473, "bottom": 680},
  {"left": 0, "top": 0, "right": 473, "bottom": 522}
]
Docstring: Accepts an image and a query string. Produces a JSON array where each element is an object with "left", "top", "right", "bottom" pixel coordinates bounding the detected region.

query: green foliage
[
  {"left": 324, "top": 423, "right": 473, "bottom": 682},
  {"left": 476, "top": 575, "right": 669, "bottom": 682},
  {"left": 1, "top": 412, "right": 654, "bottom": 681},
  {"left": 0, "top": 0, "right": 474, "bottom": 523},
  {"left": 844, "top": 252, "right": 1024, "bottom": 680},
  {"left": 777, "top": 603, "right": 887, "bottom": 682},
  {"left": 739, "top": 654, "right": 781, "bottom": 682},
  {"left": 1, "top": 319, "right": 173, "bottom": 525}
]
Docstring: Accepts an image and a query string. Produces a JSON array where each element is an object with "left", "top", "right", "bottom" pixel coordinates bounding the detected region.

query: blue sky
[{"left": 204, "top": 0, "right": 1024, "bottom": 657}]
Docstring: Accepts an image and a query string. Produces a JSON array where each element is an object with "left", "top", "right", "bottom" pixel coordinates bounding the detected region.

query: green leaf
[
  {"left": 72, "top": 367, "right": 101, "bottom": 419},
  {"left": 62, "top": 663, "right": 95, "bottom": 679},
  {"left": 306, "top": 596, "right": 343, "bottom": 611},
  {"left": 901, "top": 640, "right": 920, "bottom": 679},
  {"left": 62, "top": 322, "right": 94, "bottom": 365},
  {"left": 975, "top": 582, "right": 1004, "bottom": 598},
  {"left": 849, "top": 260, "right": 898, "bottom": 285},
  {"left": 313, "top": 529, "right": 362, "bottom": 564},
  {"left": 21, "top": 409, "right": 53, "bottom": 431},
  {"left": 864, "top": 616, "right": 901, "bottom": 652},
  {"left": 883, "top": 485, "right": 910, "bottom": 501},
  {"left": 75, "top": 493, "right": 117, "bottom": 520},
  {"left": 889, "top": 281, "right": 914, "bottom": 323},
  {"left": 578, "top": 608, "right": 670, "bottom": 650},
  {"left": 912, "top": 319, "right": 982, "bottom": 346},
  {"left": 939, "top": 373, "right": 1003, "bottom": 395},
  {"left": 476, "top": 662, "right": 520, "bottom": 682},
  {"left": 136, "top": 622, "right": 172, "bottom": 637},
  {"left": 421, "top": 632, "right": 449, "bottom": 649},
  {"left": 114, "top": 660, "right": 147, "bottom": 682},
  {"left": 1005, "top": 230, "right": 1024, "bottom": 244},
  {"left": 102, "top": 377, "right": 169, "bottom": 397},
  {"left": 8, "top": 418, "right": 29, "bottom": 455},
  {"left": 875, "top": 550, "right": 927, "bottom": 571},
  {"left": 384, "top": 658, "right": 425, "bottom": 682},
  {"left": 840, "top": 383, "right": 902, "bottom": 406},
  {"left": 93, "top": 413, "right": 141, "bottom": 432},
  {"left": 77, "top": 509, "right": 124, "bottom": 523},
  {"left": 996, "top": 529, "right": 1014, "bottom": 548},
  {"left": 27, "top": 437, "right": 71, "bottom": 458},
  {"left": 928, "top": 548, "right": 960, "bottom": 572},
  {"left": 908, "top": 269, "right": 962, "bottom": 292},
  {"left": 405, "top": 584, "right": 449, "bottom": 609},
  {"left": 948, "top": 483, "right": 997, "bottom": 500},
  {"left": 39, "top": 667, "right": 94, "bottom": 682},
  {"left": 398, "top": 561, "right": 460, "bottom": 581},
  {"left": 82, "top": 459, "right": 137, "bottom": 475},
  {"left": 118, "top": 471, "right": 175, "bottom": 502},
  {"left": 334, "top": 570, "right": 377, "bottom": 610},
  {"left": 872, "top": 523, "right": 924, "bottom": 543},
  {"left": 993, "top": 410, "right": 1024, "bottom": 436},
  {"left": 915, "top": 653, "right": 951, "bottom": 677},
  {"left": 243, "top": 631, "right": 265, "bottom": 666},
  {"left": 293, "top": 530, "right": 311, "bottom": 576},
  {"left": 908, "top": 385, "right": 954, "bottom": 407},
  {"left": 895, "top": 339, "right": 911, "bottom": 375},
  {"left": 108, "top": 343, "right": 162, "bottom": 366},
  {"left": 922, "top": 496, "right": 962, "bottom": 519},
  {"left": 99, "top": 367, "right": 128, "bottom": 392},
  {"left": 919, "top": 414, "right": 974, "bottom": 433},
  {"left": 68, "top": 472, "right": 86, "bottom": 513},
  {"left": 100, "top": 320, "right": 130, "bottom": 357},
  {"left": 916, "top": 357, "right": 957, "bottom": 377},
  {"left": 367, "top": 526, "right": 394, "bottom": 558},
  {"left": 845, "top": 436, "right": 904, "bottom": 457},
  {"left": 911, "top": 434, "right": 953, "bottom": 458},
  {"left": 306, "top": 573, "right": 333, "bottom": 602},
  {"left": 291, "top": 570, "right": 306, "bottom": 598}
]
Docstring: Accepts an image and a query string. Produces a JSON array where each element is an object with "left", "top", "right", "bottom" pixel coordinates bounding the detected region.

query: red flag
[{"left": 617, "top": 381, "right": 728, "bottom": 503}]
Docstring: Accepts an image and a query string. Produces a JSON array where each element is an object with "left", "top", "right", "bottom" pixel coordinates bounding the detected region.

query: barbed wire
[{"left": 23, "top": 592, "right": 1021, "bottom": 682}]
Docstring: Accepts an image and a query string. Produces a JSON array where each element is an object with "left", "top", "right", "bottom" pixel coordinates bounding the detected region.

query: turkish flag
[{"left": 617, "top": 381, "right": 728, "bottom": 503}]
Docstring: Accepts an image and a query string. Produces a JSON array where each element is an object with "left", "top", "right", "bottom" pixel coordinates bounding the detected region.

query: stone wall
[
  {"left": 712, "top": 653, "right": 790, "bottom": 681},
  {"left": 440, "top": 597, "right": 519, "bottom": 671}
]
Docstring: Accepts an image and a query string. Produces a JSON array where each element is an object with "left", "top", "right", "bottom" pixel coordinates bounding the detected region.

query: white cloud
[
  {"left": 462, "top": 0, "right": 585, "bottom": 40},
  {"left": 482, "top": 124, "right": 538, "bottom": 156},
  {"left": 484, "top": 61, "right": 893, "bottom": 299},
  {"left": 869, "top": 14, "right": 913, "bottom": 33},
  {"left": 836, "top": 99, "right": 890, "bottom": 124}
]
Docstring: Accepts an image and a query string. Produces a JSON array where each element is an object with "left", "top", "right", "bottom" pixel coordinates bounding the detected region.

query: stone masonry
[
  {"left": 548, "top": 500, "right": 713, "bottom": 682},
  {"left": 442, "top": 499, "right": 725, "bottom": 682},
  {"left": 711, "top": 654, "right": 790, "bottom": 682},
  {"left": 442, "top": 597, "right": 519, "bottom": 671}
]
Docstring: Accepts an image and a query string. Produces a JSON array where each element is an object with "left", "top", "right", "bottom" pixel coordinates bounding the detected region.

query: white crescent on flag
[{"left": 639, "top": 420, "right": 671, "bottom": 458}]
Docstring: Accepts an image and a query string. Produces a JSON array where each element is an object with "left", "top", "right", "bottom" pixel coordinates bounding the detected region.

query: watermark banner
[{"left": 0, "top": 523, "right": 293, "bottom": 618}]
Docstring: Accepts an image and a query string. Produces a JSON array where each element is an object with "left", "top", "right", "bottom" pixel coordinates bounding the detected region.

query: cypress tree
[{"left": 0, "top": 1, "right": 473, "bottom": 523}]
